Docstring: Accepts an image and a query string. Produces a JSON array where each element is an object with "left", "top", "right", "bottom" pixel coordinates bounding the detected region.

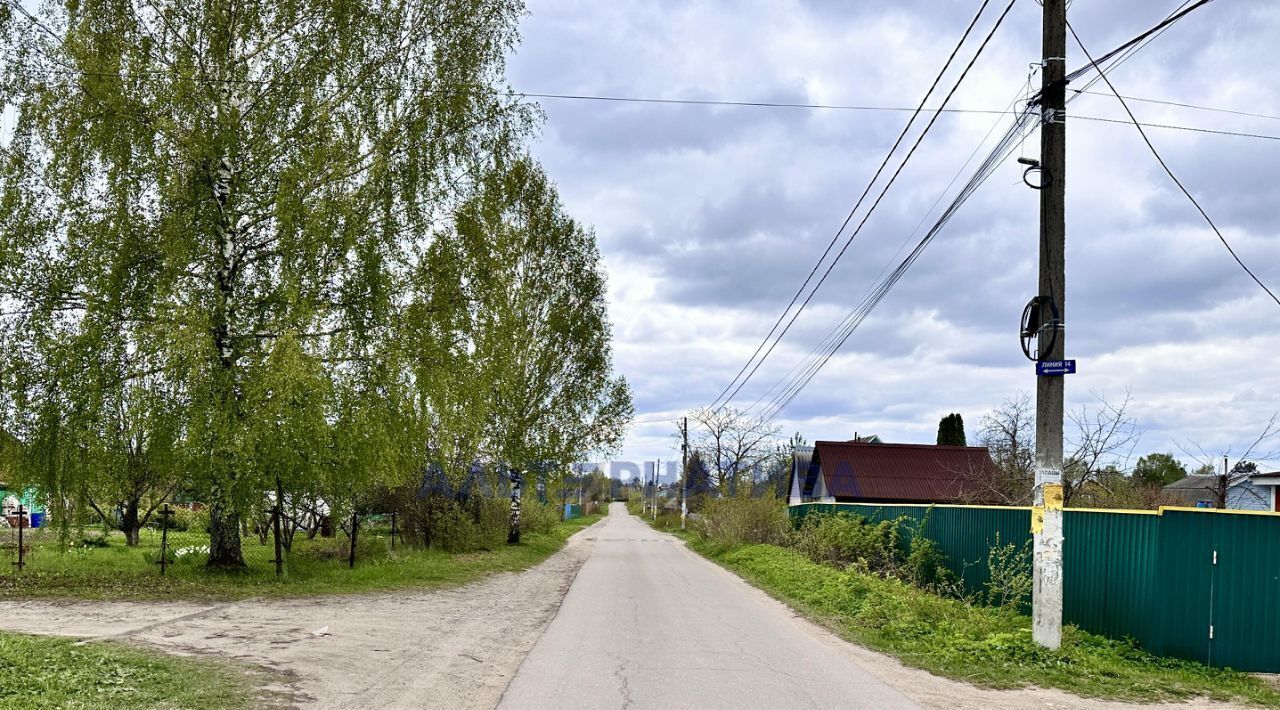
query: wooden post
[
  {"left": 348, "top": 511, "right": 359, "bottom": 569},
  {"left": 14, "top": 505, "right": 26, "bottom": 572},
  {"left": 157, "top": 504, "right": 173, "bottom": 576}
]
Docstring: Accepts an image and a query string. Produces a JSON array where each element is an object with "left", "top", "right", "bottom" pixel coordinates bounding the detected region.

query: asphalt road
[{"left": 497, "top": 502, "right": 920, "bottom": 710}]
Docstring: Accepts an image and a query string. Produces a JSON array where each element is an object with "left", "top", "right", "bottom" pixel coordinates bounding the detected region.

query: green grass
[
  {"left": 0, "top": 631, "right": 261, "bottom": 710},
  {"left": 679, "top": 533, "right": 1280, "bottom": 706},
  {"left": 0, "top": 514, "right": 603, "bottom": 601}
]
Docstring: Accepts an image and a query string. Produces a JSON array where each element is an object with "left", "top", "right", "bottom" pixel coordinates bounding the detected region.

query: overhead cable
[
  {"left": 705, "top": 0, "right": 1000, "bottom": 412},
  {"left": 1067, "top": 21, "right": 1280, "bottom": 308}
]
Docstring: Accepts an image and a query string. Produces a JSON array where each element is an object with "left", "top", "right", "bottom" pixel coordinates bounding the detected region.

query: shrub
[
  {"left": 399, "top": 496, "right": 512, "bottom": 553},
  {"left": 651, "top": 510, "right": 682, "bottom": 530},
  {"left": 788, "top": 511, "right": 955, "bottom": 593},
  {"left": 163, "top": 507, "right": 210, "bottom": 533},
  {"left": 294, "top": 533, "right": 387, "bottom": 562},
  {"left": 904, "top": 531, "right": 954, "bottom": 591},
  {"left": 984, "top": 533, "right": 1033, "bottom": 609},
  {"left": 521, "top": 501, "right": 559, "bottom": 536},
  {"left": 700, "top": 497, "right": 790, "bottom": 546},
  {"left": 790, "top": 511, "right": 900, "bottom": 571},
  {"left": 74, "top": 535, "right": 109, "bottom": 549}
]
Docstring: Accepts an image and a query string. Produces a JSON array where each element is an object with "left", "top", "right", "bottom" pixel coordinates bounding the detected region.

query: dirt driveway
[{"left": 0, "top": 527, "right": 598, "bottom": 710}]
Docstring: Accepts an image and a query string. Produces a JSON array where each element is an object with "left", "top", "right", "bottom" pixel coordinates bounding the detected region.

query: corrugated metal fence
[{"left": 789, "top": 502, "right": 1280, "bottom": 673}]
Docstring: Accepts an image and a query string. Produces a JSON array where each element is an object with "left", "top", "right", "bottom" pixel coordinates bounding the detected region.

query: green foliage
[
  {"left": 396, "top": 496, "right": 511, "bottom": 553},
  {"left": 937, "top": 412, "right": 967, "bottom": 446},
  {"left": 904, "top": 530, "right": 953, "bottom": 591},
  {"left": 626, "top": 491, "right": 644, "bottom": 517},
  {"left": 699, "top": 497, "right": 790, "bottom": 546},
  {"left": 983, "top": 533, "right": 1033, "bottom": 609},
  {"left": 165, "top": 508, "right": 211, "bottom": 533},
  {"left": 74, "top": 535, "right": 110, "bottom": 549},
  {"left": 1133, "top": 453, "right": 1188, "bottom": 488},
  {"left": 0, "top": 0, "right": 632, "bottom": 564},
  {"left": 0, "top": 514, "right": 605, "bottom": 600},
  {"left": 790, "top": 512, "right": 900, "bottom": 571},
  {"left": 688, "top": 540, "right": 1280, "bottom": 706},
  {"left": 520, "top": 501, "right": 561, "bottom": 536},
  {"left": 787, "top": 511, "right": 953, "bottom": 592},
  {"left": 294, "top": 534, "right": 386, "bottom": 564},
  {"left": 0, "top": 632, "right": 258, "bottom": 710}
]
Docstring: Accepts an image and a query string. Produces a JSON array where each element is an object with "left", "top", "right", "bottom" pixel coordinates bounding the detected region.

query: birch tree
[
  {"left": 419, "top": 158, "right": 632, "bottom": 543},
  {"left": 1, "top": 0, "right": 530, "bottom": 566}
]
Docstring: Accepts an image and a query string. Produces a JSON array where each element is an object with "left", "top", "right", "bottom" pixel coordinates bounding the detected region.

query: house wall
[
  {"left": 1226, "top": 478, "right": 1271, "bottom": 511},
  {"left": 0, "top": 486, "right": 43, "bottom": 515}
]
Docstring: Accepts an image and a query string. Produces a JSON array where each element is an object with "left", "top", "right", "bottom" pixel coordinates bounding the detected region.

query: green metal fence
[{"left": 789, "top": 502, "right": 1280, "bottom": 673}]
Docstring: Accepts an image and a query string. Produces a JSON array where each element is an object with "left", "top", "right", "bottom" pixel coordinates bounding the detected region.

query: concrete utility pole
[
  {"left": 653, "top": 459, "right": 660, "bottom": 521},
  {"left": 1032, "top": 0, "right": 1067, "bottom": 651},
  {"left": 681, "top": 417, "right": 689, "bottom": 530}
]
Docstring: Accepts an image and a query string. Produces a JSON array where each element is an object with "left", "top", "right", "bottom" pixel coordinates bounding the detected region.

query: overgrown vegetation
[
  {"left": 698, "top": 497, "right": 790, "bottom": 546},
  {"left": 674, "top": 498, "right": 1280, "bottom": 706},
  {"left": 0, "top": 512, "right": 603, "bottom": 600},
  {"left": 0, "top": 631, "right": 260, "bottom": 709}
]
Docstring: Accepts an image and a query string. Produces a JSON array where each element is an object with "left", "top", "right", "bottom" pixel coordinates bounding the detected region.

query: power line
[
  {"left": 525, "top": 92, "right": 1280, "bottom": 141},
  {"left": 744, "top": 1, "right": 1237, "bottom": 420},
  {"left": 704, "top": 0, "right": 1002, "bottom": 412},
  {"left": 1071, "top": 115, "right": 1280, "bottom": 142},
  {"left": 758, "top": 108, "right": 1038, "bottom": 423},
  {"left": 744, "top": 82, "right": 1034, "bottom": 417},
  {"left": 1057, "top": 0, "right": 1216, "bottom": 89},
  {"left": 714, "top": 0, "right": 1020, "bottom": 413},
  {"left": 519, "top": 92, "right": 1008, "bottom": 116},
  {"left": 1071, "top": 89, "right": 1280, "bottom": 123},
  {"left": 1067, "top": 21, "right": 1280, "bottom": 308}
]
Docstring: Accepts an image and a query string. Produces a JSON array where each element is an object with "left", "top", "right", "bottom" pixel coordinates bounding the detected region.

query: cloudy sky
[{"left": 505, "top": 0, "right": 1280, "bottom": 472}]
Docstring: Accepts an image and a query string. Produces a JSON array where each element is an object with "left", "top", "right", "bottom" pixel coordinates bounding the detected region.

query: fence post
[
  {"left": 389, "top": 511, "right": 398, "bottom": 551},
  {"left": 157, "top": 504, "right": 173, "bottom": 576},
  {"left": 14, "top": 505, "right": 26, "bottom": 572},
  {"left": 348, "top": 511, "right": 359, "bottom": 569},
  {"left": 273, "top": 502, "right": 283, "bottom": 577}
]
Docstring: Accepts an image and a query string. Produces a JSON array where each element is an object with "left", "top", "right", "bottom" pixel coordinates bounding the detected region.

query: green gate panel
[
  {"left": 1063, "top": 510, "right": 1160, "bottom": 652},
  {"left": 1203, "top": 511, "right": 1280, "bottom": 672}
]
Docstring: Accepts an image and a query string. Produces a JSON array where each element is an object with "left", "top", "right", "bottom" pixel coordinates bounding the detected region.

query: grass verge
[
  {"left": 0, "top": 513, "right": 603, "bottom": 601},
  {"left": 653, "top": 515, "right": 1280, "bottom": 707},
  {"left": 0, "top": 631, "right": 261, "bottom": 710}
]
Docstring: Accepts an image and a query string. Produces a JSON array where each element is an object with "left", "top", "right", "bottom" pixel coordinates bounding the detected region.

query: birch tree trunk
[{"left": 507, "top": 468, "right": 522, "bottom": 545}]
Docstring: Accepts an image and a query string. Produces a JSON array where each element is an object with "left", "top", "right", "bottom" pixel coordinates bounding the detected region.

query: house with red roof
[{"left": 788, "top": 439, "right": 1003, "bottom": 506}]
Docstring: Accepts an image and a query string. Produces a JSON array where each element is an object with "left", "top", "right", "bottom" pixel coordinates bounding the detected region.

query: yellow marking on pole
[
  {"left": 1044, "top": 483, "right": 1064, "bottom": 510},
  {"left": 1031, "top": 506, "right": 1044, "bottom": 534}
]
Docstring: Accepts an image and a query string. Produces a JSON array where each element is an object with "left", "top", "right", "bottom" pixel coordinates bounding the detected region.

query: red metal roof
[{"left": 812, "top": 441, "right": 1001, "bottom": 504}]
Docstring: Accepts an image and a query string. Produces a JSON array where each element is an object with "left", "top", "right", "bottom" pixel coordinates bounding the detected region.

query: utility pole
[
  {"left": 1032, "top": 0, "right": 1067, "bottom": 652},
  {"left": 681, "top": 416, "right": 689, "bottom": 530},
  {"left": 653, "top": 459, "right": 660, "bottom": 521}
]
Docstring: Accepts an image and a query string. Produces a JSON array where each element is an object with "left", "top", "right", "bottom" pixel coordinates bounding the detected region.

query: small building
[
  {"left": 788, "top": 440, "right": 1002, "bottom": 505},
  {"left": 1249, "top": 472, "right": 1280, "bottom": 511},
  {"left": 1164, "top": 472, "right": 1280, "bottom": 511}
]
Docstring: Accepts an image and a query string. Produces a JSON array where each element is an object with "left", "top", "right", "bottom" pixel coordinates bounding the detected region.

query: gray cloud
[{"left": 510, "top": 0, "right": 1280, "bottom": 468}]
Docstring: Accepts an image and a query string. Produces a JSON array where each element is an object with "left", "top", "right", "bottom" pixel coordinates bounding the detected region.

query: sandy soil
[
  {"left": 0, "top": 527, "right": 599, "bottom": 710},
  {"left": 0, "top": 516, "right": 1253, "bottom": 709}
]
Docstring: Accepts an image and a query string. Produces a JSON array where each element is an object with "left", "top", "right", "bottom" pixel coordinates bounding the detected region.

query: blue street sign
[{"left": 1036, "top": 359, "right": 1076, "bottom": 376}]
